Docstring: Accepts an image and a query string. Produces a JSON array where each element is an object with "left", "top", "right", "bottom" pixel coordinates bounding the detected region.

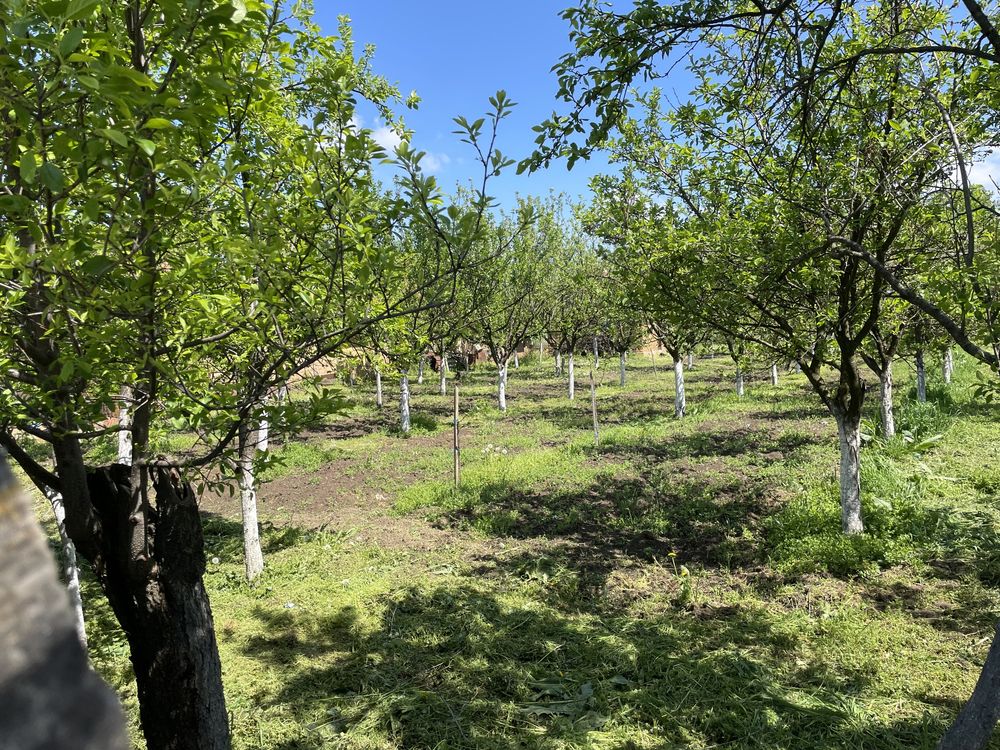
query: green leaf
[
  {"left": 229, "top": 0, "right": 247, "bottom": 23},
  {"left": 65, "top": 0, "right": 99, "bottom": 20},
  {"left": 135, "top": 138, "right": 157, "bottom": 157},
  {"left": 19, "top": 150, "right": 36, "bottom": 185},
  {"left": 143, "top": 118, "right": 174, "bottom": 130},
  {"left": 96, "top": 128, "right": 128, "bottom": 147},
  {"left": 38, "top": 163, "right": 65, "bottom": 193},
  {"left": 59, "top": 27, "right": 85, "bottom": 57}
]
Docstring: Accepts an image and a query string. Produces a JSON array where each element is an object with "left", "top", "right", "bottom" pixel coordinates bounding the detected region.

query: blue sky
[{"left": 312, "top": 2, "right": 612, "bottom": 209}]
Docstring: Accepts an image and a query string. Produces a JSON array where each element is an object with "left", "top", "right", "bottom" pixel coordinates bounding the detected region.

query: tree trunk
[
  {"left": 687, "top": 352, "right": 694, "bottom": 368},
  {"left": 513, "top": 351, "right": 519, "bottom": 369},
  {"left": 619, "top": 352, "right": 626, "bottom": 387},
  {"left": 417, "top": 358, "right": 424, "bottom": 385},
  {"left": 376, "top": 369, "right": 383, "bottom": 409},
  {"left": 735, "top": 369, "right": 745, "bottom": 398},
  {"left": 835, "top": 414, "right": 864, "bottom": 534},
  {"left": 0, "top": 455, "right": 128, "bottom": 750},
  {"left": 593, "top": 337, "right": 599, "bottom": 370},
  {"left": 916, "top": 348, "right": 927, "bottom": 403},
  {"left": 498, "top": 362, "right": 508, "bottom": 412},
  {"left": 590, "top": 371, "right": 599, "bottom": 446},
  {"left": 44, "top": 486, "right": 87, "bottom": 649},
  {"left": 117, "top": 392, "right": 132, "bottom": 466},
  {"left": 439, "top": 362, "right": 447, "bottom": 396},
  {"left": 568, "top": 353, "right": 576, "bottom": 400},
  {"left": 237, "top": 423, "right": 264, "bottom": 582},
  {"left": 400, "top": 374, "right": 411, "bottom": 433},
  {"left": 943, "top": 347, "right": 954, "bottom": 385},
  {"left": 555, "top": 350, "right": 562, "bottom": 376},
  {"left": 538, "top": 336, "right": 544, "bottom": 363},
  {"left": 880, "top": 365, "right": 896, "bottom": 438},
  {"left": 83, "top": 464, "right": 231, "bottom": 750},
  {"left": 674, "top": 357, "right": 686, "bottom": 418},
  {"left": 938, "top": 622, "right": 1000, "bottom": 750},
  {"left": 770, "top": 363, "right": 779, "bottom": 386},
  {"left": 453, "top": 384, "right": 460, "bottom": 487}
]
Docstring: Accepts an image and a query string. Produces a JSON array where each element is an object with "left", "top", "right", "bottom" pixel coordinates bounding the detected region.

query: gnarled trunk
[
  {"left": 674, "top": 357, "right": 686, "bottom": 418},
  {"left": 82, "top": 463, "right": 230, "bottom": 750},
  {"left": 400, "top": 375, "right": 411, "bottom": 433},
  {"left": 835, "top": 413, "right": 864, "bottom": 534},
  {"left": 237, "top": 422, "right": 264, "bottom": 582}
]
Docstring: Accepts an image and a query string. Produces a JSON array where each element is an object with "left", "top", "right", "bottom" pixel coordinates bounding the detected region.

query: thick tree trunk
[
  {"left": 916, "top": 348, "right": 927, "bottom": 403},
  {"left": 44, "top": 487, "right": 87, "bottom": 649},
  {"left": 568, "top": 353, "right": 576, "bottom": 400},
  {"left": 400, "top": 375, "right": 411, "bottom": 433},
  {"left": 0, "top": 455, "right": 128, "bottom": 750},
  {"left": 237, "top": 423, "right": 264, "bottom": 582},
  {"left": 376, "top": 369, "right": 383, "bottom": 409},
  {"left": 735, "top": 369, "right": 745, "bottom": 398},
  {"left": 84, "top": 464, "right": 231, "bottom": 750},
  {"left": 938, "top": 623, "right": 1000, "bottom": 750},
  {"left": 943, "top": 347, "right": 954, "bottom": 385},
  {"left": 770, "top": 363, "right": 779, "bottom": 386},
  {"left": 880, "top": 365, "right": 896, "bottom": 438},
  {"left": 835, "top": 414, "right": 864, "bottom": 534},
  {"left": 619, "top": 352, "right": 627, "bottom": 387},
  {"left": 674, "top": 357, "right": 686, "bottom": 418},
  {"left": 498, "top": 363, "right": 508, "bottom": 412}
]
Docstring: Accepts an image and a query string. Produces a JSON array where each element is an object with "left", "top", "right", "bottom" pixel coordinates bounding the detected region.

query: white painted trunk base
[
  {"left": 568, "top": 353, "right": 576, "bottom": 400},
  {"left": 44, "top": 488, "right": 87, "bottom": 648},
  {"left": 943, "top": 347, "right": 954, "bottom": 384},
  {"left": 837, "top": 416, "right": 864, "bottom": 534},
  {"left": 880, "top": 366, "right": 896, "bottom": 438},
  {"left": 555, "top": 351, "right": 562, "bottom": 376},
  {"left": 238, "top": 432, "right": 264, "bottom": 582},
  {"left": 417, "top": 359, "right": 424, "bottom": 385},
  {"left": 376, "top": 370, "right": 383, "bottom": 409},
  {"left": 916, "top": 349, "right": 927, "bottom": 403},
  {"left": 674, "top": 359, "right": 686, "bottom": 418},
  {"left": 498, "top": 364, "right": 508, "bottom": 411},
  {"left": 117, "top": 404, "right": 132, "bottom": 466},
  {"left": 770, "top": 364, "right": 779, "bottom": 386},
  {"left": 400, "top": 375, "right": 411, "bottom": 432},
  {"left": 735, "top": 370, "right": 745, "bottom": 398}
]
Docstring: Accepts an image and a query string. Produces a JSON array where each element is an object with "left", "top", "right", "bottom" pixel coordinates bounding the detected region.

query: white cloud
[
  {"left": 420, "top": 152, "right": 451, "bottom": 173},
  {"left": 372, "top": 125, "right": 402, "bottom": 153}
]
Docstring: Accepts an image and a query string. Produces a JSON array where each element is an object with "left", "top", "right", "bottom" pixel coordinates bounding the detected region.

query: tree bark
[
  {"left": 84, "top": 464, "right": 231, "bottom": 750},
  {"left": 687, "top": 352, "right": 694, "bottom": 368},
  {"left": 770, "top": 363, "right": 779, "bottom": 386},
  {"left": 943, "top": 347, "right": 954, "bottom": 385},
  {"left": 498, "top": 362, "right": 508, "bottom": 412},
  {"left": 0, "top": 455, "right": 128, "bottom": 750},
  {"left": 117, "top": 388, "right": 132, "bottom": 466},
  {"left": 835, "top": 414, "right": 864, "bottom": 534},
  {"left": 439, "top": 361, "right": 447, "bottom": 396},
  {"left": 555, "top": 350, "right": 562, "bottom": 376},
  {"left": 376, "top": 369, "right": 383, "bottom": 409},
  {"left": 593, "top": 337, "right": 599, "bottom": 370},
  {"left": 937, "top": 622, "right": 1000, "bottom": 750},
  {"left": 417, "top": 357, "right": 424, "bottom": 385},
  {"left": 43, "top": 487, "right": 87, "bottom": 649},
  {"left": 237, "top": 422, "right": 264, "bottom": 582},
  {"left": 400, "top": 374, "right": 411, "bottom": 433},
  {"left": 916, "top": 348, "right": 927, "bottom": 402},
  {"left": 619, "top": 352, "right": 627, "bottom": 387},
  {"left": 513, "top": 351, "right": 519, "bottom": 369},
  {"left": 674, "top": 357, "right": 686, "bottom": 418},
  {"left": 568, "top": 353, "right": 576, "bottom": 400},
  {"left": 880, "top": 365, "right": 896, "bottom": 438},
  {"left": 735, "top": 369, "right": 745, "bottom": 398}
]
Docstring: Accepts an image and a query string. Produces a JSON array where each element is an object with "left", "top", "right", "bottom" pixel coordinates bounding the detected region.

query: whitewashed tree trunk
[
  {"left": 593, "top": 338, "right": 599, "bottom": 370},
  {"left": 117, "top": 390, "right": 132, "bottom": 466},
  {"left": 770, "top": 363, "right": 779, "bottom": 386},
  {"left": 400, "top": 374, "right": 411, "bottom": 432},
  {"left": 880, "top": 366, "right": 896, "bottom": 438},
  {"left": 916, "top": 349, "right": 927, "bottom": 403},
  {"left": 687, "top": 352, "right": 694, "bottom": 368},
  {"left": 538, "top": 336, "right": 544, "bottom": 363},
  {"left": 439, "top": 361, "right": 447, "bottom": 396},
  {"left": 417, "top": 358, "right": 424, "bottom": 385},
  {"left": 568, "top": 353, "right": 576, "bottom": 400},
  {"left": 498, "top": 362, "right": 508, "bottom": 411},
  {"left": 735, "top": 370, "right": 745, "bottom": 398},
  {"left": 43, "top": 487, "right": 87, "bottom": 649},
  {"left": 555, "top": 351, "right": 563, "bottom": 376},
  {"left": 514, "top": 351, "right": 519, "bottom": 369},
  {"left": 674, "top": 358, "right": 686, "bottom": 418},
  {"left": 258, "top": 397, "right": 269, "bottom": 454},
  {"left": 619, "top": 352, "right": 627, "bottom": 387},
  {"left": 375, "top": 369, "right": 383, "bottom": 409},
  {"left": 836, "top": 414, "right": 864, "bottom": 534},
  {"left": 943, "top": 347, "right": 954, "bottom": 384},
  {"left": 237, "top": 423, "right": 264, "bottom": 582}
]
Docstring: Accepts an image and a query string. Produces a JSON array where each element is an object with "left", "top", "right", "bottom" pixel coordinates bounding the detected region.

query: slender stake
[
  {"left": 590, "top": 370, "right": 600, "bottom": 447},
  {"left": 453, "top": 383, "right": 461, "bottom": 487}
]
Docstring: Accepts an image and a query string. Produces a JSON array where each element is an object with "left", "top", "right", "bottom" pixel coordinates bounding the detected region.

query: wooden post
[
  {"left": 453, "top": 383, "right": 461, "bottom": 487},
  {"left": 590, "top": 370, "right": 600, "bottom": 447}
]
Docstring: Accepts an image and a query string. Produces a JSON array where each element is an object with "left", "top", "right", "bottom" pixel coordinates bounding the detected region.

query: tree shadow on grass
[
  {"left": 237, "top": 583, "right": 957, "bottom": 750},
  {"left": 594, "top": 426, "right": 820, "bottom": 466}
]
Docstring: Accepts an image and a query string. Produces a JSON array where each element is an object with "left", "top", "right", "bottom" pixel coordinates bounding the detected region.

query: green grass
[{"left": 35, "top": 351, "right": 1000, "bottom": 749}]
